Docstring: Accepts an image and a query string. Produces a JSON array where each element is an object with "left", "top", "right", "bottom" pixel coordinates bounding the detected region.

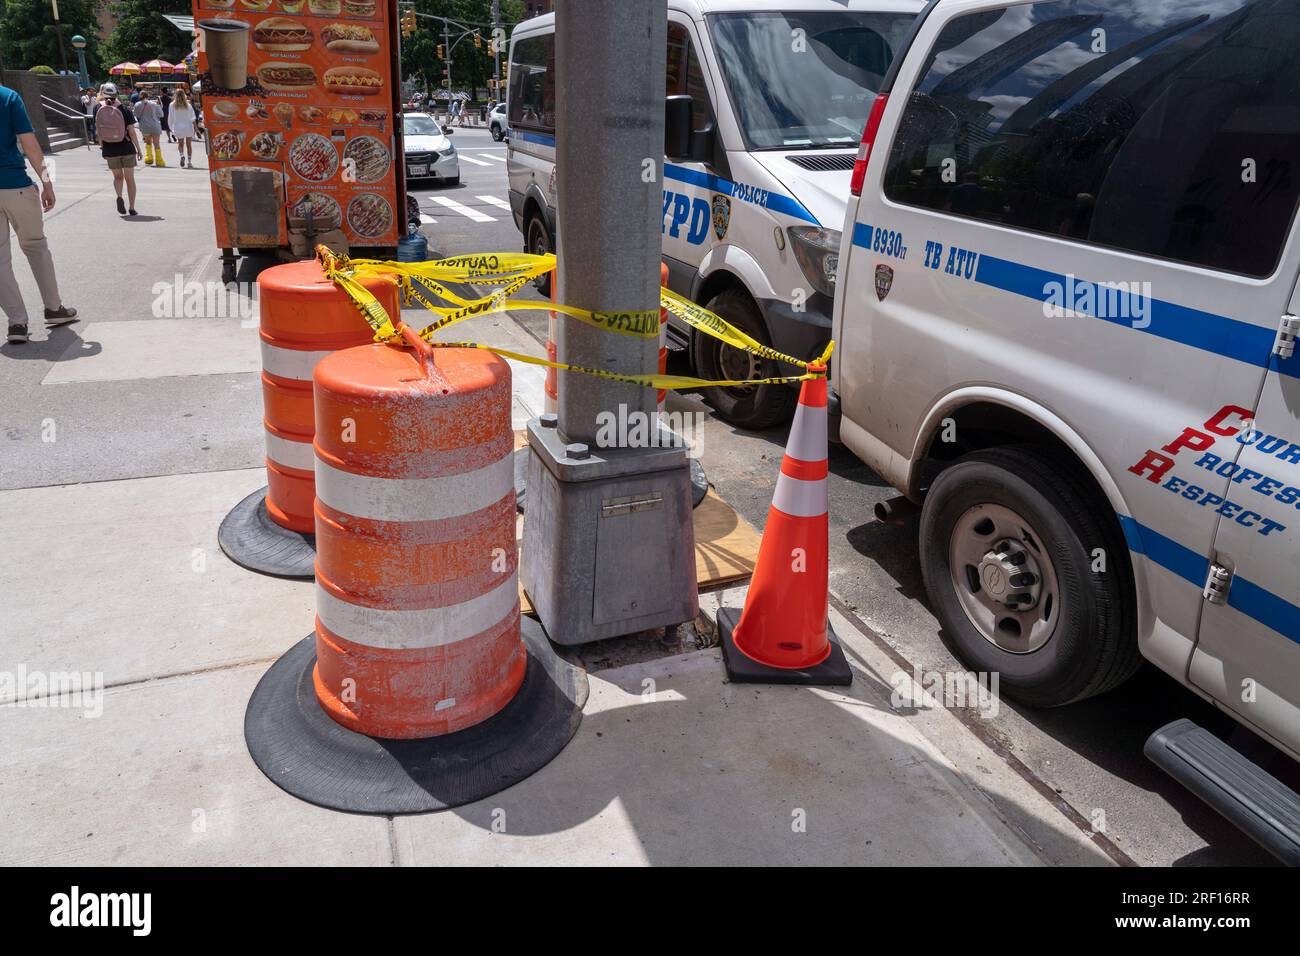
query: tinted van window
[
  {"left": 508, "top": 34, "right": 555, "bottom": 131},
  {"left": 882, "top": 0, "right": 1300, "bottom": 277}
]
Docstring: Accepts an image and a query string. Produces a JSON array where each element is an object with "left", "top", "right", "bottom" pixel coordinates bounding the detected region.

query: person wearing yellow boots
[{"left": 135, "top": 92, "right": 165, "bottom": 167}]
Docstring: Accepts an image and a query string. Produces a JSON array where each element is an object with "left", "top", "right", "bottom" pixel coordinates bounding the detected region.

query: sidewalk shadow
[
  {"left": 0, "top": 323, "right": 100, "bottom": 362},
  {"left": 121, "top": 215, "right": 165, "bottom": 223},
  {"left": 418, "top": 647, "right": 1108, "bottom": 866}
]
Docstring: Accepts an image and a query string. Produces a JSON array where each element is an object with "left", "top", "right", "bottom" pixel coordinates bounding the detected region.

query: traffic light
[
  {"left": 487, "top": 38, "right": 496, "bottom": 56},
  {"left": 437, "top": 44, "right": 445, "bottom": 59},
  {"left": 400, "top": 9, "right": 416, "bottom": 37},
  {"left": 473, "top": 32, "right": 482, "bottom": 49}
]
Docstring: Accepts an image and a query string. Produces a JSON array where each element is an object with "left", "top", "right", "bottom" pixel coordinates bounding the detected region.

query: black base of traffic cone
[
  {"left": 218, "top": 487, "right": 316, "bottom": 579},
  {"left": 514, "top": 447, "right": 708, "bottom": 513},
  {"left": 243, "top": 616, "right": 588, "bottom": 814},
  {"left": 717, "top": 606, "right": 853, "bottom": 686}
]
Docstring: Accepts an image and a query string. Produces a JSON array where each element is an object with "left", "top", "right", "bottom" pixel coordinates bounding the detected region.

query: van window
[
  {"left": 882, "top": 0, "right": 1300, "bottom": 278},
  {"left": 667, "top": 21, "right": 714, "bottom": 133},
  {"left": 508, "top": 34, "right": 555, "bottom": 132},
  {"left": 709, "top": 10, "right": 916, "bottom": 150}
]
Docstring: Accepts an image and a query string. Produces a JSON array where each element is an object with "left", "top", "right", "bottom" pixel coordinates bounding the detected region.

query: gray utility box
[{"left": 520, "top": 415, "right": 698, "bottom": 645}]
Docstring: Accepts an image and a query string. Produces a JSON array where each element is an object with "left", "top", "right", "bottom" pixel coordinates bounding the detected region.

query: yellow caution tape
[{"left": 316, "top": 245, "right": 832, "bottom": 390}]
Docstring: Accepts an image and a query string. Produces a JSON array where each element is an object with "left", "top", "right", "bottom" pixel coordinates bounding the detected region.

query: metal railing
[{"left": 39, "top": 94, "right": 91, "bottom": 149}]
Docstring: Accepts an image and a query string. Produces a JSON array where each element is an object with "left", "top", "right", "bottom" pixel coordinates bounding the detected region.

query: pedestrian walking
[
  {"left": 92, "top": 83, "right": 143, "bottom": 217},
  {"left": 169, "top": 87, "right": 196, "bottom": 168},
  {"left": 80, "top": 88, "right": 97, "bottom": 144},
  {"left": 135, "top": 92, "right": 165, "bottom": 167},
  {"left": 0, "top": 83, "right": 77, "bottom": 344},
  {"left": 160, "top": 91, "right": 174, "bottom": 144}
]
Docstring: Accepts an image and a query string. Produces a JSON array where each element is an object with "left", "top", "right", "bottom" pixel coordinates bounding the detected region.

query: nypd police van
[
  {"left": 506, "top": 0, "right": 925, "bottom": 428},
  {"left": 833, "top": 0, "right": 1300, "bottom": 860}
]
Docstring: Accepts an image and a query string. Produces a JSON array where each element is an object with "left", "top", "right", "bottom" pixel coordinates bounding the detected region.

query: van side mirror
[{"left": 665, "top": 94, "right": 693, "bottom": 160}]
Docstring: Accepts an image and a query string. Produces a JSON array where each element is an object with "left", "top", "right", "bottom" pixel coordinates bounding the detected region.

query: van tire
[
  {"left": 692, "top": 289, "right": 797, "bottom": 430},
  {"left": 525, "top": 212, "right": 552, "bottom": 296},
  {"left": 918, "top": 445, "right": 1140, "bottom": 708},
  {"left": 491, "top": 125, "right": 504, "bottom": 142}
]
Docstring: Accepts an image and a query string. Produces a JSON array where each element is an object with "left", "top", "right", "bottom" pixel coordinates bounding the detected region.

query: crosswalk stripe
[
  {"left": 457, "top": 154, "right": 493, "bottom": 167},
  {"left": 431, "top": 196, "right": 495, "bottom": 223},
  {"left": 473, "top": 153, "right": 507, "bottom": 163},
  {"left": 419, "top": 213, "right": 437, "bottom": 224},
  {"left": 476, "top": 195, "right": 512, "bottom": 210}
]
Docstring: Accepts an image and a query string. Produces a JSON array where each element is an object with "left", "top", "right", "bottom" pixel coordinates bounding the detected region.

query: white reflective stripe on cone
[
  {"left": 315, "top": 452, "right": 514, "bottom": 522},
  {"left": 785, "top": 403, "right": 828, "bottom": 463},
  {"left": 265, "top": 429, "right": 315, "bottom": 472},
  {"left": 317, "top": 577, "right": 519, "bottom": 650},
  {"left": 261, "top": 341, "right": 337, "bottom": 382},
  {"left": 771, "top": 472, "right": 828, "bottom": 518}
]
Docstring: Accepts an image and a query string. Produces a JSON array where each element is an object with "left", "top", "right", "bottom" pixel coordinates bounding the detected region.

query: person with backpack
[
  {"left": 134, "top": 91, "right": 165, "bottom": 167},
  {"left": 93, "top": 83, "right": 143, "bottom": 216},
  {"left": 0, "top": 83, "right": 77, "bottom": 344}
]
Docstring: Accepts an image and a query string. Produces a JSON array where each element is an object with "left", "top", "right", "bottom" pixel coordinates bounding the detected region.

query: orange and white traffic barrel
[
  {"left": 244, "top": 331, "right": 587, "bottom": 813},
  {"left": 218, "top": 260, "right": 395, "bottom": 579},
  {"left": 716, "top": 368, "right": 852, "bottom": 685}
]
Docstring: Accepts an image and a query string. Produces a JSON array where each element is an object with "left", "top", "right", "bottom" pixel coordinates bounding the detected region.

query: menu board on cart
[{"left": 194, "top": 0, "right": 402, "bottom": 249}]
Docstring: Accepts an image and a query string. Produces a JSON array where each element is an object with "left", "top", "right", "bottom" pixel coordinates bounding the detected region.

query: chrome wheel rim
[{"left": 948, "top": 503, "right": 1061, "bottom": 654}]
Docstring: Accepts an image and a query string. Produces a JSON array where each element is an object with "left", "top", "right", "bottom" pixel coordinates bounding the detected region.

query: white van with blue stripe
[
  {"left": 506, "top": 0, "right": 925, "bottom": 428},
  {"left": 834, "top": 0, "right": 1300, "bottom": 861}
]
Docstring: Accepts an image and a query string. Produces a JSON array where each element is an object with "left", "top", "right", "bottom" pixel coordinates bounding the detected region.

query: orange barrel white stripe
[
  {"left": 311, "top": 339, "right": 525, "bottom": 738},
  {"left": 258, "top": 261, "right": 397, "bottom": 533},
  {"left": 730, "top": 370, "right": 831, "bottom": 669}
]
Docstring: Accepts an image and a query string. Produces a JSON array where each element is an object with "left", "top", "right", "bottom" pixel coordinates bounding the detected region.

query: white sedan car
[{"left": 402, "top": 112, "right": 459, "bottom": 186}]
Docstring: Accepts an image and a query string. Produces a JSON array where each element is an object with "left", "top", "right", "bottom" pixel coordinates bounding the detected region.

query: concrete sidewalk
[{"left": 0, "top": 148, "right": 1110, "bottom": 866}]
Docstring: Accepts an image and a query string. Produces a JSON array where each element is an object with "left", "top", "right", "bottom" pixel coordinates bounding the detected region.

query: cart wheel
[{"left": 222, "top": 260, "right": 237, "bottom": 286}]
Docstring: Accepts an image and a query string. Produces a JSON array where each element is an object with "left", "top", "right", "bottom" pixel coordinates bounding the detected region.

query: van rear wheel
[
  {"left": 692, "top": 289, "right": 796, "bottom": 430},
  {"left": 918, "top": 445, "right": 1140, "bottom": 707},
  {"left": 526, "top": 213, "right": 552, "bottom": 296}
]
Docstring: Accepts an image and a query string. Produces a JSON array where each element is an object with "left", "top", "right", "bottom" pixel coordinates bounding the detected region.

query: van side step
[{"left": 1145, "top": 719, "right": 1300, "bottom": 865}]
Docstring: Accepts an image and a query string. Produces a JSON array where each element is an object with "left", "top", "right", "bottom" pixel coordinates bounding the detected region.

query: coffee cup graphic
[{"left": 200, "top": 18, "right": 251, "bottom": 92}]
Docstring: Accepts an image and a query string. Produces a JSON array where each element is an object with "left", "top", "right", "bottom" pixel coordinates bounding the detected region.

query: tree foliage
[
  {"left": 400, "top": 0, "right": 525, "bottom": 101},
  {"left": 0, "top": 0, "right": 107, "bottom": 77},
  {"left": 103, "top": 0, "right": 194, "bottom": 68}
]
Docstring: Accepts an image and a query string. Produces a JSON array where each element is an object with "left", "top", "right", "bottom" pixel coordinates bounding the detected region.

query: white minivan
[
  {"left": 833, "top": 0, "right": 1300, "bottom": 860},
  {"left": 506, "top": 0, "right": 924, "bottom": 428}
]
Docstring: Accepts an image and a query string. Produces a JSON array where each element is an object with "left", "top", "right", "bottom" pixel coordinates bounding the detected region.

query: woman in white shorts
[{"left": 169, "top": 87, "right": 197, "bottom": 168}]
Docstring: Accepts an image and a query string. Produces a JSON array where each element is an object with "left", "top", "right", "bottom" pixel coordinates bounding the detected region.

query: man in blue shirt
[{"left": 0, "top": 84, "right": 76, "bottom": 343}]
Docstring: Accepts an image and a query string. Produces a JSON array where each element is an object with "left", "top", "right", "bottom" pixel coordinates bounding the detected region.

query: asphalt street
[{"left": 0, "top": 128, "right": 1288, "bottom": 866}]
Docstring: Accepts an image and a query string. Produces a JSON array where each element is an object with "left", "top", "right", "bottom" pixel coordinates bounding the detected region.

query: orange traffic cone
[{"left": 718, "top": 367, "right": 852, "bottom": 685}]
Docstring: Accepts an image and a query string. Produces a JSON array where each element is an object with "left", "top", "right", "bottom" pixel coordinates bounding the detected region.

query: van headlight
[{"left": 788, "top": 227, "right": 840, "bottom": 299}]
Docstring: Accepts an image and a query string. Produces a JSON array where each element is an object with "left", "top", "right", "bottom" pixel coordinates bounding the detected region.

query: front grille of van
[{"left": 786, "top": 154, "right": 856, "bottom": 172}]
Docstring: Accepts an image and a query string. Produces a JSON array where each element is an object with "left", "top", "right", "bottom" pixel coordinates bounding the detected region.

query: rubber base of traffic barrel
[
  {"left": 716, "top": 606, "right": 853, "bottom": 686},
  {"left": 218, "top": 487, "right": 316, "bottom": 580},
  {"left": 513, "top": 448, "right": 709, "bottom": 512},
  {"left": 244, "top": 616, "right": 589, "bottom": 814}
]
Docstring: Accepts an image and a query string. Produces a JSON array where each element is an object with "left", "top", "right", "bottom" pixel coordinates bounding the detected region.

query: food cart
[{"left": 192, "top": 0, "right": 406, "bottom": 283}]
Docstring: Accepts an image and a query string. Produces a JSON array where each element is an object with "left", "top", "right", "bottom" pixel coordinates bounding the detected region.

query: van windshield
[{"left": 708, "top": 10, "right": 916, "bottom": 150}]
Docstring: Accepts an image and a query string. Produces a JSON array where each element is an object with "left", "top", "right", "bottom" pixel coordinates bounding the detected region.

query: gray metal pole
[
  {"left": 491, "top": 0, "right": 501, "bottom": 98},
  {"left": 554, "top": 0, "right": 665, "bottom": 445}
]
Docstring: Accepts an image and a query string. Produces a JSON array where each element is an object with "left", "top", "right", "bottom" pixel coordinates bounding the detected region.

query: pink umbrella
[{"left": 171, "top": 62, "right": 190, "bottom": 74}]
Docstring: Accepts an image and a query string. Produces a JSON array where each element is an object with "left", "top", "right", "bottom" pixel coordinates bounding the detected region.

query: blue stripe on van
[
  {"left": 663, "top": 163, "right": 819, "bottom": 225},
  {"left": 1118, "top": 515, "right": 1300, "bottom": 646},
  {"left": 512, "top": 129, "right": 555, "bottom": 147},
  {"left": 848, "top": 232, "right": 1300, "bottom": 380}
]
